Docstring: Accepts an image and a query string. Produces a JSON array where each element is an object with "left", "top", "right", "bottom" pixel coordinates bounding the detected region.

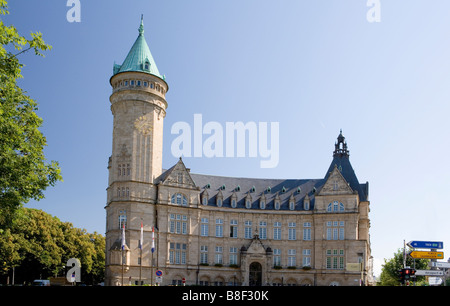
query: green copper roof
[{"left": 113, "top": 16, "right": 163, "bottom": 79}]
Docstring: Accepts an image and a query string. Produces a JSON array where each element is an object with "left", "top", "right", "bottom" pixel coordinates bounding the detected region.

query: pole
[
  {"left": 139, "top": 247, "right": 142, "bottom": 285},
  {"left": 121, "top": 248, "right": 124, "bottom": 286},
  {"left": 151, "top": 251, "right": 154, "bottom": 286}
]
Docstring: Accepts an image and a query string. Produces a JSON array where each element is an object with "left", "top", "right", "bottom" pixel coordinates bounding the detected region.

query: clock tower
[{"left": 105, "top": 16, "right": 168, "bottom": 286}]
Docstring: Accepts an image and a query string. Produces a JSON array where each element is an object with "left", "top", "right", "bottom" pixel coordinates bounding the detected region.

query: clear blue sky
[{"left": 5, "top": 1, "right": 450, "bottom": 277}]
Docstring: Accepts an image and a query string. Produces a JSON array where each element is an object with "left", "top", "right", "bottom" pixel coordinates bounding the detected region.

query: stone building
[{"left": 104, "top": 18, "right": 373, "bottom": 286}]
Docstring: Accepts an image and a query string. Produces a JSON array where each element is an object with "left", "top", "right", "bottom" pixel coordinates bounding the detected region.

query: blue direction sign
[{"left": 407, "top": 241, "right": 443, "bottom": 249}]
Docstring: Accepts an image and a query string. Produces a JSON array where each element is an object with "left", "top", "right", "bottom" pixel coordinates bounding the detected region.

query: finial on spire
[
  {"left": 139, "top": 14, "right": 144, "bottom": 35},
  {"left": 333, "top": 129, "right": 350, "bottom": 158}
]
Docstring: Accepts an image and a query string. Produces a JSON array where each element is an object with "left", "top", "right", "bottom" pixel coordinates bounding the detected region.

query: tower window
[{"left": 118, "top": 210, "right": 127, "bottom": 229}]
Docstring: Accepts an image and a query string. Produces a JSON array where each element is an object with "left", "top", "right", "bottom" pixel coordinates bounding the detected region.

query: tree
[
  {"left": 378, "top": 248, "right": 429, "bottom": 286},
  {"left": 0, "top": 0, "right": 62, "bottom": 226},
  {"left": 0, "top": 207, "right": 105, "bottom": 285}
]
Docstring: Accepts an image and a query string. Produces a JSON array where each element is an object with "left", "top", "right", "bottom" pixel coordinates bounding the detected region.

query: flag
[
  {"left": 121, "top": 223, "right": 126, "bottom": 250},
  {"left": 151, "top": 226, "right": 155, "bottom": 253},
  {"left": 139, "top": 221, "right": 144, "bottom": 250}
]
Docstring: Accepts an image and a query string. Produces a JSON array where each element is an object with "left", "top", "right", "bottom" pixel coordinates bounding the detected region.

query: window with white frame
[
  {"left": 229, "top": 247, "right": 238, "bottom": 265},
  {"left": 244, "top": 220, "right": 252, "bottom": 239},
  {"left": 273, "top": 248, "right": 281, "bottom": 266},
  {"left": 201, "top": 218, "right": 209, "bottom": 237},
  {"left": 302, "top": 249, "right": 311, "bottom": 267},
  {"left": 288, "top": 249, "right": 296, "bottom": 267},
  {"left": 273, "top": 222, "right": 281, "bottom": 240},
  {"left": 215, "top": 219, "right": 224, "bottom": 237},
  {"left": 326, "top": 221, "right": 345, "bottom": 240},
  {"left": 169, "top": 214, "right": 188, "bottom": 235},
  {"left": 259, "top": 221, "right": 267, "bottom": 240},
  {"left": 200, "top": 245, "right": 208, "bottom": 264},
  {"left": 215, "top": 246, "right": 223, "bottom": 264},
  {"left": 303, "top": 222, "right": 311, "bottom": 240},
  {"left": 288, "top": 222, "right": 296, "bottom": 240},
  {"left": 169, "top": 242, "right": 187, "bottom": 264}
]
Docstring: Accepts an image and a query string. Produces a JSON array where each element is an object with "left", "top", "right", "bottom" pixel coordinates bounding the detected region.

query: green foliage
[
  {"left": 0, "top": 0, "right": 62, "bottom": 226},
  {"left": 0, "top": 208, "right": 105, "bottom": 285},
  {"left": 377, "top": 248, "right": 429, "bottom": 286}
]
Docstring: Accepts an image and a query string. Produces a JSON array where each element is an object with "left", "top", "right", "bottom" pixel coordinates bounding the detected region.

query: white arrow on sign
[
  {"left": 415, "top": 270, "right": 444, "bottom": 276},
  {"left": 430, "top": 261, "right": 450, "bottom": 269}
]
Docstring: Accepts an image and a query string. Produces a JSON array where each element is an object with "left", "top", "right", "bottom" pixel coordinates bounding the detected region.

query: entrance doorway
[{"left": 249, "top": 262, "right": 262, "bottom": 286}]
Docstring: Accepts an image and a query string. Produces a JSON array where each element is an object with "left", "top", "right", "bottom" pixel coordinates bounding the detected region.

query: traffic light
[{"left": 398, "top": 268, "right": 416, "bottom": 285}]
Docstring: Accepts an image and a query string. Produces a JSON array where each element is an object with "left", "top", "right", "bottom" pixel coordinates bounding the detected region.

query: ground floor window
[{"left": 326, "top": 249, "right": 344, "bottom": 269}]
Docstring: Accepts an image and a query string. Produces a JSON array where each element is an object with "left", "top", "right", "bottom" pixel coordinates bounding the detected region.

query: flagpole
[
  {"left": 121, "top": 223, "right": 125, "bottom": 286},
  {"left": 151, "top": 226, "right": 155, "bottom": 286},
  {"left": 139, "top": 221, "right": 143, "bottom": 285}
]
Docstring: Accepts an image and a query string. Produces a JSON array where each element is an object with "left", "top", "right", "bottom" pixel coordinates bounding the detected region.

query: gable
[
  {"left": 160, "top": 158, "right": 197, "bottom": 189},
  {"left": 318, "top": 165, "right": 354, "bottom": 196}
]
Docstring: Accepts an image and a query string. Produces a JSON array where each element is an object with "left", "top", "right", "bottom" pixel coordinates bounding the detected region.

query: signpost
[
  {"left": 430, "top": 261, "right": 450, "bottom": 269},
  {"left": 407, "top": 241, "right": 443, "bottom": 249},
  {"left": 409, "top": 251, "right": 444, "bottom": 259},
  {"left": 415, "top": 270, "right": 444, "bottom": 276}
]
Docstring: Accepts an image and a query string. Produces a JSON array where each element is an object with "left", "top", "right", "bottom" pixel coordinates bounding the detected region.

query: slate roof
[
  {"left": 158, "top": 131, "right": 369, "bottom": 208},
  {"left": 190, "top": 172, "right": 323, "bottom": 211}
]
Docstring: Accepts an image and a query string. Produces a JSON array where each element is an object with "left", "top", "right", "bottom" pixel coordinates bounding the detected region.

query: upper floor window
[
  {"left": 326, "top": 221, "right": 345, "bottom": 240},
  {"left": 245, "top": 199, "right": 251, "bottom": 209},
  {"left": 327, "top": 201, "right": 344, "bottom": 212},
  {"left": 171, "top": 193, "right": 188, "bottom": 206}
]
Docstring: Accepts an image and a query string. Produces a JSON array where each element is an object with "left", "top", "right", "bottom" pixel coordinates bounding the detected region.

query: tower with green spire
[{"left": 105, "top": 16, "right": 168, "bottom": 286}]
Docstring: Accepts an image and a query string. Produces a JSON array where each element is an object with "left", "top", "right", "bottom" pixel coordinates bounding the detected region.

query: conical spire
[{"left": 113, "top": 16, "right": 162, "bottom": 79}]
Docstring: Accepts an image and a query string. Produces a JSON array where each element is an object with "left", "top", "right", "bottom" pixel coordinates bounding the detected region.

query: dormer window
[
  {"left": 274, "top": 200, "right": 280, "bottom": 210},
  {"left": 289, "top": 200, "right": 295, "bottom": 211},
  {"left": 245, "top": 199, "right": 251, "bottom": 209},
  {"left": 260, "top": 200, "right": 265, "bottom": 210},
  {"left": 143, "top": 59, "right": 150, "bottom": 71},
  {"left": 231, "top": 199, "right": 237, "bottom": 208}
]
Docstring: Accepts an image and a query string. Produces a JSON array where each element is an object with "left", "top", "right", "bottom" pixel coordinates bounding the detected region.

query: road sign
[
  {"left": 429, "top": 261, "right": 450, "bottom": 269},
  {"left": 156, "top": 270, "right": 163, "bottom": 277},
  {"left": 155, "top": 276, "right": 162, "bottom": 283},
  {"left": 409, "top": 251, "right": 444, "bottom": 259},
  {"left": 407, "top": 241, "right": 443, "bottom": 249},
  {"left": 415, "top": 270, "right": 444, "bottom": 276}
]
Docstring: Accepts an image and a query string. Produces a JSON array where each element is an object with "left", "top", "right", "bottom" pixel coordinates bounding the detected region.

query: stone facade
[{"left": 104, "top": 20, "right": 373, "bottom": 286}]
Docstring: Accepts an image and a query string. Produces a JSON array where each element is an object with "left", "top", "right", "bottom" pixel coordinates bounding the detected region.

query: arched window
[
  {"left": 260, "top": 200, "right": 265, "bottom": 210},
  {"left": 274, "top": 201, "right": 280, "bottom": 210},
  {"left": 231, "top": 199, "right": 237, "bottom": 208},
  {"left": 303, "top": 200, "right": 310, "bottom": 211},
  {"left": 217, "top": 198, "right": 223, "bottom": 207},
  {"left": 327, "top": 201, "right": 344, "bottom": 212},
  {"left": 289, "top": 201, "right": 295, "bottom": 211},
  {"left": 171, "top": 193, "right": 188, "bottom": 206},
  {"left": 245, "top": 200, "right": 251, "bottom": 209}
]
